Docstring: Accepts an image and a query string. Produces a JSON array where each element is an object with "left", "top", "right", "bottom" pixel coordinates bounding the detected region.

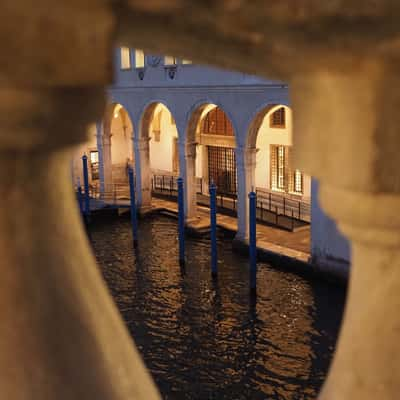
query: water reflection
[{"left": 90, "top": 214, "right": 345, "bottom": 400}]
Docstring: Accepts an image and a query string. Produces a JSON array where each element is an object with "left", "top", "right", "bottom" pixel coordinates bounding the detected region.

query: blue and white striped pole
[
  {"left": 249, "top": 190, "right": 257, "bottom": 293},
  {"left": 177, "top": 177, "right": 185, "bottom": 265},
  {"left": 210, "top": 182, "right": 218, "bottom": 277},
  {"left": 82, "top": 155, "right": 90, "bottom": 220},
  {"left": 128, "top": 166, "right": 138, "bottom": 246}
]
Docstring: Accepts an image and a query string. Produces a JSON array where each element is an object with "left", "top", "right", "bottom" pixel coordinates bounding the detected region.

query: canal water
[{"left": 89, "top": 214, "right": 346, "bottom": 400}]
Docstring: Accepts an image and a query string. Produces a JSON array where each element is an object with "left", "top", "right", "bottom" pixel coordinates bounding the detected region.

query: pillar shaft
[
  {"left": 135, "top": 137, "right": 152, "bottom": 210},
  {"left": 184, "top": 141, "right": 197, "bottom": 221},
  {"left": 236, "top": 146, "right": 257, "bottom": 240},
  {"left": 0, "top": 88, "right": 159, "bottom": 400},
  {"left": 291, "top": 60, "right": 400, "bottom": 399}
]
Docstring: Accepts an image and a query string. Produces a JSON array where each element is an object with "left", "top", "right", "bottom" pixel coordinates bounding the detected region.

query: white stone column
[
  {"left": 0, "top": 88, "right": 159, "bottom": 400},
  {"left": 96, "top": 121, "right": 106, "bottom": 194},
  {"left": 290, "top": 60, "right": 400, "bottom": 399},
  {"left": 235, "top": 146, "right": 257, "bottom": 241},
  {"left": 201, "top": 146, "right": 209, "bottom": 195},
  {"left": 184, "top": 141, "right": 198, "bottom": 221},
  {"left": 102, "top": 130, "right": 113, "bottom": 195},
  {"left": 135, "top": 136, "right": 152, "bottom": 211}
]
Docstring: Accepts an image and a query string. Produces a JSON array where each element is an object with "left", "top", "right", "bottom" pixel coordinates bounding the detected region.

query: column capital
[
  {"left": 185, "top": 141, "right": 197, "bottom": 159},
  {"left": 290, "top": 59, "right": 400, "bottom": 243},
  {"left": 235, "top": 146, "right": 257, "bottom": 169},
  {"left": 135, "top": 136, "right": 151, "bottom": 151},
  {"left": 0, "top": 87, "right": 105, "bottom": 152},
  {"left": 320, "top": 184, "right": 400, "bottom": 248},
  {"left": 292, "top": 59, "right": 400, "bottom": 194}
]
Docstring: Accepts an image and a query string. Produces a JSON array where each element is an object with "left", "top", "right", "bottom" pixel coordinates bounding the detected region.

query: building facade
[{"left": 72, "top": 48, "right": 350, "bottom": 277}]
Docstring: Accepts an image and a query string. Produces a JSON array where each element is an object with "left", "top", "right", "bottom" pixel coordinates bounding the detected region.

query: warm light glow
[
  {"left": 165, "top": 55, "right": 177, "bottom": 65},
  {"left": 113, "top": 104, "right": 123, "bottom": 119},
  {"left": 135, "top": 49, "right": 145, "bottom": 68},
  {"left": 120, "top": 47, "right": 131, "bottom": 69}
]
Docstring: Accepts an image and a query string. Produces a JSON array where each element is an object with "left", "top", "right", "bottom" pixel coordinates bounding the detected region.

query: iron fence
[{"left": 151, "top": 174, "right": 310, "bottom": 231}]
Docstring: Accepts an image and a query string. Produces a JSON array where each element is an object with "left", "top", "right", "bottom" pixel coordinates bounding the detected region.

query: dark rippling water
[{"left": 89, "top": 214, "right": 346, "bottom": 400}]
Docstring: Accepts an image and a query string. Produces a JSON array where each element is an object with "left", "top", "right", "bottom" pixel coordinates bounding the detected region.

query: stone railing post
[
  {"left": 291, "top": 60, "right": 400, "bottom": 399},
  {"left": 0, "top": 87, "right": 159, "bottom": 399}
]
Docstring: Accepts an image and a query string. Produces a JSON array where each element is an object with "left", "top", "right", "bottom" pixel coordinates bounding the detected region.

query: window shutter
[
  {"left": 286, "top": 147, "right": 294, "bottom": 193},
  {"left": 270, "top": 145, "right": 277, "bottom": 190}
]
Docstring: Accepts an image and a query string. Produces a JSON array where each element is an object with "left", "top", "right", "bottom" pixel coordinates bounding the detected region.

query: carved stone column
[
  {"left": 184, "top": 141, "right": 198, "bottom": 221},
  {"left": 135, "top": 136, "right": 152, "bottom": 212},
  {"left": 235, "top": 146, "right": 257, "bottom": 241},
  {"left": 0, "top": 88, "right": 160, "bottom": 399},
  {"left": 291, "top": 59, "right": 400, "bottom": 399}
]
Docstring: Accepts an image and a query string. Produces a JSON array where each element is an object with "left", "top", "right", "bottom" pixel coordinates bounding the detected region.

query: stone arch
[
  {"left": 136, "top": 101, "right": 179, "bottom": 210},
  {"left": 245, "top": 103, "right": 310, "bottom": 198},
  {"left": 186, "top": 99, "right": 239, "bottom": 144},
  {"left": 184, "top": 101, "right": 238, "bottom": 223},
  {"left": 246, "top": 104, "right": 285, "bottom": 149}
]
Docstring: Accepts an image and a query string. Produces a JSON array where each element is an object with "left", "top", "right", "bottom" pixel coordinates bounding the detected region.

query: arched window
[
  {"left": 200, "top": 107, "right": 234, "bottom": 136},
  {"left": 270, "top": 107, "right": 286, "bottom": 128}
]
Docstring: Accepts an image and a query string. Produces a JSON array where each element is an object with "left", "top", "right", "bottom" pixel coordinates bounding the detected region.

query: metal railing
[
  {"left": 255, "top": 188, "right": 311, "bottom": 223},
  {"left": 76, "top": 182, "right": 131, "bottom": 208},
  {"left": 152, "top": 175, "right": 179, "bottom": 196},
  {"left": 79, "top": 175, "right": 310, "bottom": 231},
  {"left": 151, "top": 174, "right": 310, "bottom": 230}
]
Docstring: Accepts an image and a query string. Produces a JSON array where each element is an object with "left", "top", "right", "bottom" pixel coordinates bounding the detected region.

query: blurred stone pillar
[
  {"left": 235, "top": 146, "right": 257, "bottom": 241},
  {"left": 0, "top": 1, "right": 160, "bottom": 398},
  {"left": 0, "top": 88, "right": 160, "bottom": 400},
  {"left": 291, "top": 59, "right": 400, "bottom": 399}
]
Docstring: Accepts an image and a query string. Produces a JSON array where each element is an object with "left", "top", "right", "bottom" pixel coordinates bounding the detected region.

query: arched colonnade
[{"left": 86, "top": 96, "right": 309, "bottom": 240}]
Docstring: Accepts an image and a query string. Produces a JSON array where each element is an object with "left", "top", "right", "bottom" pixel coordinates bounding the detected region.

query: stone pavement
[{"left": 151, "top": 197, "right": 311, "bottom": 264}]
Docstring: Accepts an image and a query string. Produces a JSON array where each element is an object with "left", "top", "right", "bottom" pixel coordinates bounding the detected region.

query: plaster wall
[
  {"left": 149, "top": 106, "right": 178, "bottom": 175},
  {"left": 110, "top": 111, "right": 134, "bottom": 184},
  {"left": 255, "top": 108, "right": 292, "bottom": 190},
  {"left": 254, "top": 108, "right": 311, "bottom": 199},
  {"left": 110, "top": 112, "right": 133, "bottom": 165}
]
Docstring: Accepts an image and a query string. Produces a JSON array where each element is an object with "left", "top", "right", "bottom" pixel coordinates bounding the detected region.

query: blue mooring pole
[
  {"left": 249, "top": 190, "right": 257, "bottom": 293},
  {"left": 82, "top": 155, "right": 90, "bottom": 220},
  {"left": 177, "top": 177, "right": 185, "bottom": 265},
  {"left": 209, "top": 182, "right": 218, "bottom": 277},
  {"left": 128, "top": 167, "right": 138, "bottom": 246}
]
